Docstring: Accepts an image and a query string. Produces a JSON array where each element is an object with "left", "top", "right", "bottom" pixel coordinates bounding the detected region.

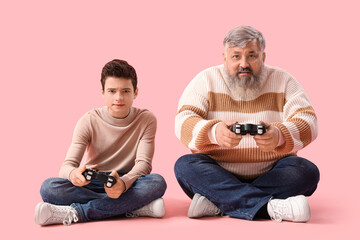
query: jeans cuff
[{"left": 70, "top": 203, "right": 84, "bottom": 222}]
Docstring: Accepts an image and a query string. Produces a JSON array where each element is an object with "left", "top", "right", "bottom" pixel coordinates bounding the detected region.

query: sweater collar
[{"left": 100, "top": 106, "right": 136, "bottom": 127}]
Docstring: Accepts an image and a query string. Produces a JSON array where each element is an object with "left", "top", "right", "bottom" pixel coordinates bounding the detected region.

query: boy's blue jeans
[
  {"left": 40, "top": 173, "right": 167, "bottom": 222},
  {"left": 174, "top": 154, "right": 319, "bottom": 220}
]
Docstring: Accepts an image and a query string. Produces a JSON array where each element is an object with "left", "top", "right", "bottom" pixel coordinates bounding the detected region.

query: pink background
[{"left": 1, "top": 0, "right": 359, "bottom": 239}]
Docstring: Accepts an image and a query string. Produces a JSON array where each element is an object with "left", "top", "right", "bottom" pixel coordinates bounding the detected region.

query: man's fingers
[
  {"left": 254, "top": 135, "right": 272, "bottom": 142},
  {"left": 222, "top": 136, "right": 241, "bottom": 145},
  {"left": 223, "top": 129, "right": 242, "bottom": 138},
  {"left": 259, "top": 121, "right": 271, "bottom": 128},
  {"left": 224, "top": 121, "right": 238, "bottom": 126}
]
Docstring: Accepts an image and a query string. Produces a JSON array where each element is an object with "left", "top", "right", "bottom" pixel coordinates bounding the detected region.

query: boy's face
[{"left": 102, "top": 77, "right": 138, "bottom": 118}]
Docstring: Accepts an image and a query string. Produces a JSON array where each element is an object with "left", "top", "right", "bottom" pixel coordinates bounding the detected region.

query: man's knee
[
  {"left": 289, "top": 157, "right": 320, "bottom": 185},
  {"left": 174, "top": 154, "right": 211, "bottom": 177},
  {"left": 174, "top": 154, "right": 192, "bottom": 176},
  {"left": 300, "top": 158, "right": 320, "bottom": 194},
  {"left": 278, "top": 156, "right": 320, "bottom": 195}
]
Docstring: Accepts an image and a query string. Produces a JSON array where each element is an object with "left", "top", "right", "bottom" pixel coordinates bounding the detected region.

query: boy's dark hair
[{"left": 101, "top": 59, "right": 137, "bottom": 92}]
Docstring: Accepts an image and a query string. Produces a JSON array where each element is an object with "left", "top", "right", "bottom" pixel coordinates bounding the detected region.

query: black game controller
[
  {"left": 230, "top": 123, "right": 266, "bottom": 135},
  {"left": 82, "top": 169, "right": 117, "bottom": 188}
]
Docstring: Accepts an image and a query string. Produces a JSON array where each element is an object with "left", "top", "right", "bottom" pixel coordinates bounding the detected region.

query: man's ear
[
  {"left": 101, "top": 89, "right": 105, "bottom": 98},
  {"left": 222, "top": 52, "right": 226, "bottom": 62},
  {"left": 262, "top": 52, "right": 266, "bottom": 63}
]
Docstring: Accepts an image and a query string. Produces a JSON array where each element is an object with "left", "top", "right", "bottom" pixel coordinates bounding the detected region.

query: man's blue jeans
[
  {"left": 40, "top": 173, "right": 167, "bottom": 222},
  {"left": 174, "top": 154, "right": 319, "bottom": 220}
]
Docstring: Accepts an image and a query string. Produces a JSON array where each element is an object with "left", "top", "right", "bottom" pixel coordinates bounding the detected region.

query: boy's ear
[{"left": 134, "top": 88, "right": 139, "bottom": 99}]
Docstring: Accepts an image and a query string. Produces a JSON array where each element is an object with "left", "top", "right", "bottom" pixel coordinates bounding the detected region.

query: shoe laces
[
  {"left": 210, "top": 204, "right": 222, "bottom": 216},
  {"left": 268, "top": 198, "right": 293, "bottom": 222},
  {"left": 126, "top": 208, "right": 152, "bottom": 218},
  {"left": 48, "top": 205, "right": 78, "bottom": 226},
  {"left": 126, "top": 212, "right": 140, "bottom": 218},
  {"left": 201, "top": 196, "right": 222, "bottom": 216},
  {"left": 62, "top": 209, "right": 79, "bottom": 226}
]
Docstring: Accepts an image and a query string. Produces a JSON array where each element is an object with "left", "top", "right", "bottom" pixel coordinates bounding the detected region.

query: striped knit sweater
[{"left": 175, "top": 64, "right": 318, "bottom": 179}]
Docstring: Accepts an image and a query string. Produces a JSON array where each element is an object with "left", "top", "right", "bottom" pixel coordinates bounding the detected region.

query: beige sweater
[
  {"left": 175, "top": 64, "right": 318, "bottom": 179},
  {"left": 59, "top": 106, "right": 156, "bottom": 190}
]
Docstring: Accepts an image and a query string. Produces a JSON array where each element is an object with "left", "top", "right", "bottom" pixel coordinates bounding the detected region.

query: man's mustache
[{"left": 237, "top": 67, "right": 253, "bottom": 74}]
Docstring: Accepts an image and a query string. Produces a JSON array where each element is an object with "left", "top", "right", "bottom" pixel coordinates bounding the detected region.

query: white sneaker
[
  {"left": 35, "top": 202, "right": 79, "bottom": 226},
  {"left": 187, "top": 193, "right": 222, "bottom": 218},
  {"left": 267, "top": 195, "right": 311, "bottom": 222},
  {"left": 126, "top": 198, "right": 165, "bottom": 218}
]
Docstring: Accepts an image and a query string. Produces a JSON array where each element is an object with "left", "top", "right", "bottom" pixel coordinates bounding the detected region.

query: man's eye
[
  {"left": 232, "top": 55, "right": 239, "bottom": 59},
  {"left": 108, "top": 90, "right": 116, "bottom": 93}
]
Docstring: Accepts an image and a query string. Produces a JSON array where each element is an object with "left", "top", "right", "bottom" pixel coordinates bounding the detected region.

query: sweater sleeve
[
  {"left": 272, "top": 77, "right": 318, "bottom": 154},
  {"left": 120, "top": 113, "right": 156, "bottom": 190},
  {"left": 59, "top": 113, "right": 91, "bottom": 180},
  {"left": 175, "top": 72, "right": 222, "bottom": 152}
]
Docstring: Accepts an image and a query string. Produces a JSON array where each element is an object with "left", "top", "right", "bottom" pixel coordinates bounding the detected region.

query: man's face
[
  {"left": 102, "top": 77, "right": 138, "bottom": 118},
  {"left": 223, "top": 39, "right": 266, "bottom": 89}
]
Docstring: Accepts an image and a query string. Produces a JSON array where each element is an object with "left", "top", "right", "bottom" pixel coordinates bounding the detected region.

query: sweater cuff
[
  {"left": 119, "top": 175, "right": 134, "bottom": 192},
  {"left": 275, "top": 126, "right": 285, "bottom": 147},
  {"left": 208, "top": 122, "right": 220, "bottom": 144},
  {"left": 272, "top": 122, "right": 295, "bottom": 154},
  {"left": 59, "top": 166, "right": 76, "bottom": 180}
]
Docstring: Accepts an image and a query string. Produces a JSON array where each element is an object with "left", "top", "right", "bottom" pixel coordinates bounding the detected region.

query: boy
[{"left": 35, "top": 59, "right": 167, "bottom": 226}]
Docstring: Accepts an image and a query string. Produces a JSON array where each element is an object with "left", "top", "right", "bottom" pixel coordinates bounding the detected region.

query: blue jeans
[
  {"left": 40, "top": 173, "right": 167, "bottom": 222},
  {"left": 174, "top": 154, "right": 319, "bottom": 220}
]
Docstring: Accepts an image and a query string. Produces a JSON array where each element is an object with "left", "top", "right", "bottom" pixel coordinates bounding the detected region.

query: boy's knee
[
  {"left": 40, "top": 178, "right": 56, "bottom": 202},
  {"left": 40, "top": 178, "right": 69, "bottom": 203},
  {"left": 149, "top": 174, "right": 167, "bottom": 194}
]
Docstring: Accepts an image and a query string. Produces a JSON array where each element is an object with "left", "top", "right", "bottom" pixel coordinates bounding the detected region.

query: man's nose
[{"left": 239, "top": 57, "right": 249, "bottom": 68}]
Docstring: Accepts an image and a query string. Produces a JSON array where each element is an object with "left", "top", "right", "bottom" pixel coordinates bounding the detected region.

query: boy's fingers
[
  {"left": 110, "top": 170, "right": 120, "bottom": 179},
  {"left": 86, "top": 164, "right": 98, "bottom": 169}
]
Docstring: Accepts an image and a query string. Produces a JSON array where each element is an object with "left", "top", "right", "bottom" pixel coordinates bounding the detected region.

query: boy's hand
[
  {"left": 69, "top": 164, "right": 98, "bottom": 187},
  {"left": 254, "top": 122, "right": 279, "bottom": 152},
  {"left": 105, "top": 171, "right": 126, "bottom": 199},
  {"left": 215, "top": 121, "right": 242, "bottom": 148}
]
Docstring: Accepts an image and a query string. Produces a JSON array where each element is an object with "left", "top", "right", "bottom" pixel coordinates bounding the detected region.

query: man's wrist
[
  {"left": 208, "top": 122, "right": 221, "bottom": 144},
  {"left": 274, "top": 126, "right": 285, "bottom": 147}
]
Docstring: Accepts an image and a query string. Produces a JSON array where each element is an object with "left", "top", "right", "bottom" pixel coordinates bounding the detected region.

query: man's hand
[
  {"left": 215, "top": 121, "right": 242, "bottom": 148},
  {"left": 254, "top": 122, "right": 279, "bottom": 152},
  {"left": 69, "top": 164, "right": 98, "bottom": 187},
  {"left": 105, "top": 171, "right": 126, "bottom": 199}
]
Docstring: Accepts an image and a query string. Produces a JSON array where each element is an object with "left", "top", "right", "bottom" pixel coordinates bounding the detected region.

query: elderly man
[{"left": 174, "top": 26, "right": 319, "bottom": 222}]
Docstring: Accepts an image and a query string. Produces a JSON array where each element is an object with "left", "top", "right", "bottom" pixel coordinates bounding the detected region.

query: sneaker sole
[
  {"left": 290, "top": 195, "right": 311, "bottom": 222},
  {"left": 187, "top": 193, "right": 202, "bottom": 218},
  {"left": 152, "top": 198, "right": 165, "bottom": 218},
  {"left": 34, "top": 202, "right": 47, "bottom": 225}
]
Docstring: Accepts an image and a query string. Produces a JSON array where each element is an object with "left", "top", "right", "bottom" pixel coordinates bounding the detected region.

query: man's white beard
[{"left": 224, "top": 64, "right": 266, "bottom": 99}]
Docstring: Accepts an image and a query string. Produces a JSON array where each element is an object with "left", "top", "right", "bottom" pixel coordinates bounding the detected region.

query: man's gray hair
[{"left": 223, "top": 26, "right": 266, "bottom": 51}]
